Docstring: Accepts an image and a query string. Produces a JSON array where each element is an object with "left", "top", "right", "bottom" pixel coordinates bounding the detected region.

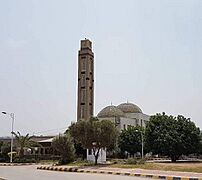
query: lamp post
[
  {"left": 136, "top": 129, "right": 144, "bottom": 159},
  {"left": 2, "top": 111, "right": 14, "bottom": 163}
]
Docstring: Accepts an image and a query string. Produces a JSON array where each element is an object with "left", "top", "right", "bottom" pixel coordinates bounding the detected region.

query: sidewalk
[{"left": 37, "top": 165, "right": 202, "bottom": 180}]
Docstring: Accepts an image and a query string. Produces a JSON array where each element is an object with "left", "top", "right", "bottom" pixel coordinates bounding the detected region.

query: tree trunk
[
  {"left": 171, "top": 155, "right": 178, "bottom": 162},
  {"left": 93, "top": 148, "right": 100, "bottom": 165},
  {"left": 19, "top": 148, "right": 24, "bottom": 159},
  {"left": 95, "top": 154, "right": 98, "bottom": 165}
]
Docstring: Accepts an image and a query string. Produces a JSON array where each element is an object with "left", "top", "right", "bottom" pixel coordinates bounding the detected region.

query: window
[
  {"left": 136, "top": 119, "right": 139, "bottom": 126},
  {"left": 115, "top": 117, "right": 120, "bottom": 125},
  {"left": 81, "top": 89, "right": 85, "bottom": 102},
  {"left": 81, "top": 60, "right": 86, "bottom": 71},
  {"left": 123, "top": 124, "right": 126, "bottom": 130},
  {"left": 81, "top": 75, "right": 85, "bottom": 87},
  {"left": 81, "top": 106, "right": 85, "bottom": 119}
]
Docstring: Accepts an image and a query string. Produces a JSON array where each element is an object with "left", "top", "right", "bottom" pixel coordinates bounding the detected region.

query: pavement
[
  {"left": 0, "top": 165, "right": 145, "bottom": 180},
  {"left": 37, "top": 165, "right": 202, "bottom": 180}
]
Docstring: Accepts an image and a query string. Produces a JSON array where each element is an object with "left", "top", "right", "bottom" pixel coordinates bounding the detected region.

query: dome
[
  {"left": 97, "top": 105, "right": 125, "bottom": 118},
  {"left": 117, "top": 102, "right": 142, "bottom": 113}
]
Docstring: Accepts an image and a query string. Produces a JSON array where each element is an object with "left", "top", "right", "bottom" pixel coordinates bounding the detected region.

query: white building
[{"left": 97, "top": 102, "right": 150, "bottom": 131}]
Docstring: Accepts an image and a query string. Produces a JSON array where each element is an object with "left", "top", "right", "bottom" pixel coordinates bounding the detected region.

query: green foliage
[
  {"left": 13, "top": 157, "right": 36, "bottom": 163},
  {"left": 0, "top": 142, "right": 11, "bottom": 162},
  {"left": 69, "top": 118, "right": 118, "bottom": 165},
  {"left": 126, "top": 158, "right": 146, "bottom": 165},
  {"left": 12, "top": 131, "right": 40, "bottom": 158},
  {"left": 118, "top": 126, "right": 143, "bottom": 156},
  {"left": 198, "top": 132, "right": 202, "bottom": 155},
  {"left": 52, "top": 133, "right": 75, "bottom": 164},
  {"left": 0, "top": 141, "right": 3, "bottom": 149},
  {"left": 74, "top": 141, "right": 86, "bottom": 159},
  {"left": 145, "top": 112, "right": 201, "bottom": 162},
  {"left": 127, "top": 158, "right": 137, "bottom": 164}
]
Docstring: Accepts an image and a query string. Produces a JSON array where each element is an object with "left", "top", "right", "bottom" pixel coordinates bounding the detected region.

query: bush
[
  {"left": 13, "top": 157, "right": 36, "bottom": 163},
  {"left": 0, "top": 142, "right": 11, "bottom": 162},
  {"left": 126, "top": 158, "right": 146, "bottom": 165},
  {"left": 52, "top": 134, "right": 75, "bottom": 165},
  {"left": 137, "top": 158, "right": 146, "bottom": 164},
  {"left": 127, "top": 158, "right": 137, "bottom": 164}
]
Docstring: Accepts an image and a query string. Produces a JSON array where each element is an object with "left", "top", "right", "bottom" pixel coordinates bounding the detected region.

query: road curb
[
  {"left": 36, "top": 166, "right": 202, "bottom": 180},
  {"left": 0, "top": 163, "right": 51, "bottom": 166},
  {"left": 0, "top": 163, "right": 34, "bottom": 166}
]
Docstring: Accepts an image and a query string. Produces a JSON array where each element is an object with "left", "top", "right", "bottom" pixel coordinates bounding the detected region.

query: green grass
[
  {"left": 68, "top": 160, "right": 202, "bottom": 173},
  {"left": 110, "top": 162, "right": 202, "bottom": 173},
  {"left": 61, "top": 159, "right": 202, "bottom": 173}
]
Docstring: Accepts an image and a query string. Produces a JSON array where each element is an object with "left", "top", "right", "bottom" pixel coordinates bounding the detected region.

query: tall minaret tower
[{"left": 77, "top": 39, "right": 94, "bottom": 121}]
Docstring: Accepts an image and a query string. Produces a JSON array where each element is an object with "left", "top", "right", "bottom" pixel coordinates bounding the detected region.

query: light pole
[
  {"left": 2, "top": 111, "right": 14, "bottom": 163},
  {"left": 136, "top": 129, "right": 144, "bottom": 159}
]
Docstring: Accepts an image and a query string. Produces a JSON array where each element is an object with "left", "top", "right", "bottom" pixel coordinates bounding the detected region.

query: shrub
[
  {"left": 127, "top": 158, "right": 137, "bottom": 164},
  {"left": 52, "top": 134, "right": 75, "bottom": 164}
]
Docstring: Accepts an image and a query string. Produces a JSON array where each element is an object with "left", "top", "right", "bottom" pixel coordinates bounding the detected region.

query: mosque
[
  {"left": 77, "top": 39, "right": 150, "bottom": 130},
  {"left": 77, "top": 39, "right": 150, "bottom": 163},
  {"left": 97, "top": 102, "right": 149, "bottom": 131}
]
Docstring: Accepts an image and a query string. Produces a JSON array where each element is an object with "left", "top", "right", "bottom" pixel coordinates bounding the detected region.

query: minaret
[{"left": 77, "top": 39, "right": 94, "bottom": 121}]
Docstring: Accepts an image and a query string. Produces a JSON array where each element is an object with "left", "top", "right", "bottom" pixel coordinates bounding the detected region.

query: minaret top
[{"left": 81, "top": 39, "right": 92, "bottom": 50}]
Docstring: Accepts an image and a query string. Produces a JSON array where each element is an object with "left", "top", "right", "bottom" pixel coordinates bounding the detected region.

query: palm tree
[{"left": 12, "top": 131, "right": 39, "bottom": 158}]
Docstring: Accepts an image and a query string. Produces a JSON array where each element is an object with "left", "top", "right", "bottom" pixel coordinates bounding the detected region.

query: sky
[{"left": 0, "top": 0, "right": 201, "bottom": 136}]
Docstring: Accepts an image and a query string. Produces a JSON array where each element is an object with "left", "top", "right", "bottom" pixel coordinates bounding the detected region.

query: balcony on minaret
[{"left": 81, "top": 39, "right": 92, "bottom": 50}]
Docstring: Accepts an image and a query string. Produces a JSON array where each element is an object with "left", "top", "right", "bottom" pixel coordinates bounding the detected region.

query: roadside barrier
[{"left": 37, "top": 166, "right": 202, "bottom": 180}]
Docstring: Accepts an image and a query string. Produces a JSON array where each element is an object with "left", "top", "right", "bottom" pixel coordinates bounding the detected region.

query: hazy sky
[{"left": 0, "top": 0, "right": 201, "bottom": 136}]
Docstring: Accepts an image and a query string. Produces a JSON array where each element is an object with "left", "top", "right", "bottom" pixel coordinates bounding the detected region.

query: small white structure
[{"left": 87, "top": 148, "right": 106, "bottom": 163}]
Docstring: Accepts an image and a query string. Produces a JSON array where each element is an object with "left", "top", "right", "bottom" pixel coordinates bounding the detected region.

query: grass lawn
[
  {"left": 110, "top": 162, "right": 202, "bottom": 173},
  {"left": 69, "top": 160, "right": 202, "bottom": 173}
]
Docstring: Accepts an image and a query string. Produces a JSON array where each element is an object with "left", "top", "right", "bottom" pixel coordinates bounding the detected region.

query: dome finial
[{"left": 110, "top": 102, "right": 113, "bottom": 106}]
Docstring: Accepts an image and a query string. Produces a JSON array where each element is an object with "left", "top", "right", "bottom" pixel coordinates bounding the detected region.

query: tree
[
  {"left": 52, "top": 133, "right": 75, "bottom": 164},
  {"left": 69, "top": 118, "right": 118, "bottom": 165},
  {"left": 145, "top": 113, "right": 201, "bottom": 162},
  {"left": 65, "top": 129, "right": 86, "bottom": 159},
  {"left": 0, "top": 142, "right": 11, "bottom": 162},
  {"left": 118, "top": 126, "right": 143, "bottom": 157},
  {"left": 198, "top": 132, "right": 202, "bottom": 155},
  {"left": 12, "top": 131, "right": 39, "bottom": 158}
]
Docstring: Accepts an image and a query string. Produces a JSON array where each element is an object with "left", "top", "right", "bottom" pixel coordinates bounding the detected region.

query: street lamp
[
  {"left": 2, "top": 111, "right": 15, "bottom": 163},
  {"left": 136, "top": 129, "right": 144, "bottom": 159}
]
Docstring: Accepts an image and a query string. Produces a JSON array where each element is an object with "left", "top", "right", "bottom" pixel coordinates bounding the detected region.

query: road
[{"left": 0, "top": 165, "right": 148, "bottom": 180}]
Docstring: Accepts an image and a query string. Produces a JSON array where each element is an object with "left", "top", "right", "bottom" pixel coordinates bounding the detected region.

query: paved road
[{"left": 0, "top": 165, "right": 148, "bottom": 180}]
